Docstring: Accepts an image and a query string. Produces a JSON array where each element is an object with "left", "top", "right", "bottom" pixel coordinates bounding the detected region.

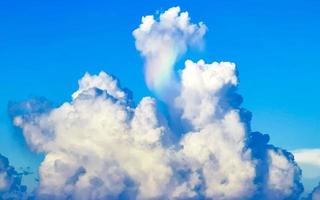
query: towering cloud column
[{"left": 133, "top": 7, "right": 206, "bottom": 100}]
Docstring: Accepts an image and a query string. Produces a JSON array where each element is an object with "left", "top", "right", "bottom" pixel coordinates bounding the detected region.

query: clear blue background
[{"left": 0, "top": 0, "right": 319, "bottom": 189}]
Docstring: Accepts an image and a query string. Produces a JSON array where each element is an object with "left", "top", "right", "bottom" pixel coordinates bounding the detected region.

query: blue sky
[{"left": 0, "top": 0, "right": 319, "bottom": 192}]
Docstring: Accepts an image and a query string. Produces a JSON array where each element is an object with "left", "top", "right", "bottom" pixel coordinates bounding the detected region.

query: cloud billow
[{"left": 10, "top": 6, "right": 313, "bottom": 200}]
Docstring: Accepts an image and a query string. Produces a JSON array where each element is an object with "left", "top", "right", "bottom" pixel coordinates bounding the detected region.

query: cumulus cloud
[
  {"left": 14, "top": 72, "right": 173, "bottom": 199},
  {"left": 12, "top": 6, "right": 307, "bottom": 200},
  {"left": 0, "top": 154, "right": 28, "bottom": 199},
  {"left": 133, "top": 6, "right": 206, "bottom": 100},
  {"left": 175, "top": 60, "right": 238, "bottom": 129},
  {"left": 14, "top": 69, "right": 303, "bottom": 199}
]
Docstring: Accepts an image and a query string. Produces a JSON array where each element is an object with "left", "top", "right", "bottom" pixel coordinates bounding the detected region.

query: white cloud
[
  {"left": 178, "top": 111, "right": 256, "bottom": 199},
  {"left": 16, "top": 66, "right": 253, "bottom": 199},
  {"left": 15, "top": 73, "right": 173, "bottom": 199},
  {"left": 72, "top": 72, "right": 127, "bottom": 101},
  {"left": 13, "top": 6, "right": 305, "bottom": 200},
  {"left": 175, "top": 59, "right": 237, "bottom": 129},
  {"left": 15, "top": 66, "right": 303, "bottom": 199},
  {"left": 174, "top": 59, "right": 255, "bottom": 198},
  {"left": 133, "top": 6, "right": 206, "bottom": 100}
]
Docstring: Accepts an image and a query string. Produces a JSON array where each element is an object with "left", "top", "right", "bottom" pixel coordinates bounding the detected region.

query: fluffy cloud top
[
  {"left": 133, "top": 6, "right": 206, "bottom": 100},
  {"left": 11, "top": 6, "right": 307, "bottom": 200},
  {"left": 15, "top": 72, "right": 173, "bottom": 199}
]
